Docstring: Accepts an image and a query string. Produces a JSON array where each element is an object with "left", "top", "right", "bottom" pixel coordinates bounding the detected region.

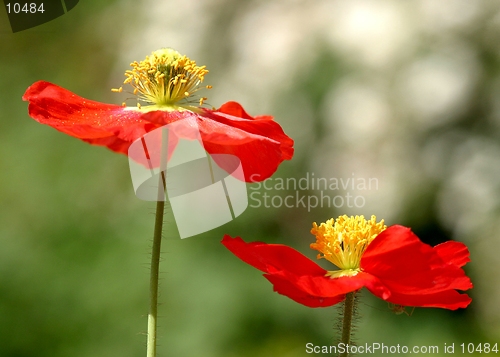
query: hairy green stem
[
  {"left": 146, "top": 176, "right": 166, "bottom": 357},
  {"left": 339, "top": 292, "right": 356, "bottom": 357},
  {"left": 147, "top": 127, "right": 168, "bottom": 357}
]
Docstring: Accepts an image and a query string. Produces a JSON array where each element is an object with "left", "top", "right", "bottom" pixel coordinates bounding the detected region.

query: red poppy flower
[
  {"left": 22, "top": 49, "right": 294, "bottom": 182},
  {"left": 222, "top": 215, "right": 472, "bottom": 310}
]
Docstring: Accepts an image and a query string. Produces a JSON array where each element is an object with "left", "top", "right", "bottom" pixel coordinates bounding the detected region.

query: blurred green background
[{"left": 1, "top": 0, "right": 498, "bottom": 356}]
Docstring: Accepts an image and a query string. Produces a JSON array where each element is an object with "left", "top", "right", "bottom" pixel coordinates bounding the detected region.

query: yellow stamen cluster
[
  {"left": 112, "top": 48, "right": 212, "bottom": 107},
  {"left": 310, "top": 215, "right": 387, "bottom": 278}
]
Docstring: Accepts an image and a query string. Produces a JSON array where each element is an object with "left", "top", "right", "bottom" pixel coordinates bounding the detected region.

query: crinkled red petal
[
  {"left": 221, "top": 235, "right": 326, "bottom": 276},
  {"left": 360, "top": 225, "right": 472, "bottom": 309},
  {"left": 268, "top": 268, "right": 390, "bottom": 300},
  {"left": 383, "top": 289, "right": 472, "bottom": 310},
  {"left": 22, "top": 81, "right": 156, "bottom": 152},
  {"left": 214, "top": 101, "right": 294, "bottom": 160},
  {"left": 218, "top": 101, "right": 256, "bottom": 120},
  {"left": 361, "top": 226, "right": 438, "bottom": 279},
  {"left": 263, "top": 273, "right": 345, "bottom": 307},
  {"left": 433, "top": 241, "right": 471, "bottom": 268},
  {"left": 145, "top": 102, "right": 294, "bottom": 181}
]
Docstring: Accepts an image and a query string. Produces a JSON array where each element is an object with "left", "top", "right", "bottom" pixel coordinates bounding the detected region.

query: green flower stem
[
  {"left": 147, "top": 127, "right": 169, "bottom": 357},
  {"left": 339, "top": 292, "right": 356, "bottom": 357},
  {"left": 146, "top": 194, "right": 165, "bottom": 357}
]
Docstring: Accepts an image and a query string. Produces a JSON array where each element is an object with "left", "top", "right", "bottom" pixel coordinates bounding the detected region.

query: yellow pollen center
[
  {"left": 112, "top": 48, "right": 212, "bottom": 107},
  {"left": 310, "top": 215, "right": 387, "bottom": 278}
]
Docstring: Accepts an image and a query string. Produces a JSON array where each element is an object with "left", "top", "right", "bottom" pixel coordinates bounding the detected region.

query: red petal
[
  {"left": 384, "top": 290, "right": 472, "bottom": 310},
  {"left": 434, "top": 241, "right": 471, "bottom": 268},
  {"left": 221, "top": 235, "right": 326, "bottom": 276},
  {"left": 361, "top": 226, "right": 465, "bottom": 285},
  {"left": 218, "top": 101, "right": 255, "bottom": 120},
  {"left": 360, "top": 225, "right": 472, "bottom": 309},
  {"left": 361, "top": 226, "right": 437, "bottom": 278},
  {"left": 263, "top": 273, "right": 345, "bottom": 307},
  {"left": 22, "top": 81, "right": 155, "bottom": 149},
  {"left": 267, "top": 268, "right": 390, "bottom": 300},
  {"left": 379, "top": 270, "right": 472, "bottom": 295},
  {"left": 199, "top": 106, "right": 294, "bottom": 181},
  {"left": 212, "top": 102, "right": 293, "bottom": 159}
]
